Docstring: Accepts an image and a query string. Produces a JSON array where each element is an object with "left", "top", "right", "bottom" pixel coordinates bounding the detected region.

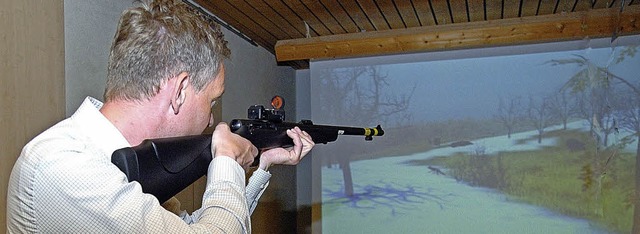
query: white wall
[
  {"left": 64, "top": 0, "right": 130, "bottom": 115},
  {"left": 295, "top": 69, "right": 313, "bottom": 232}
]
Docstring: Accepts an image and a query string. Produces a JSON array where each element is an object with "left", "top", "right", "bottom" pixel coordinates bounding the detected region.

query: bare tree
[
  {"left": 317, "top": 65, "right": 415, "bottom": 196},
  {"left": 495, "top": 96, "right": 524, "bottom": 138},
  {"left": 549, "top": 47, "right": 640, "bottom": 232},
  {"left": 527, "top": 95, "right": 554, "bottom": 144},
  {"left": 617, "top": 91, "right": 640, "bottom": 233},
  {"left": 548, "top": 88, "right": 576, "bottom": 130},
  {"left": 573, "top": 87, "right": 618, "bottom": 148},
  {"left": 549, "top": 55, "right": 636, "bottom": 148},
  {"left": 612, "top": 45, "right": 640, "bottom": 234}
]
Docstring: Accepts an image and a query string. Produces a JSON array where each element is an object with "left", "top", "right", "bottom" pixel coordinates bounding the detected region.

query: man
[{"left": 6, "top": 0, "right": 314, "bottom": 233}]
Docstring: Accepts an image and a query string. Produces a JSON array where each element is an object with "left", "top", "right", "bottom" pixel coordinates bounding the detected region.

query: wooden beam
[{"left": 275, "top": 5, "right": 640, "bottom": 62}]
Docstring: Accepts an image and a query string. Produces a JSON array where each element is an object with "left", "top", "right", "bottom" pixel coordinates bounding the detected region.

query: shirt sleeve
[
  {"left": 187, "top": 156, "right": 252, "bottom": 233},
  {"left": 246, "top": 168, "right": 272, "bottom": 214},
  {"left": 21, "top": 145, "right": 252, "bottom": 233}
]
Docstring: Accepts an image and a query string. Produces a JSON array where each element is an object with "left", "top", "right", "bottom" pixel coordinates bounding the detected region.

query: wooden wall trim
[
  {"left": 1, "top": 0, "right": 65, "bottom": 231},
  {"left": 275, "top": 5, "right": 640, "bottom": 62}
]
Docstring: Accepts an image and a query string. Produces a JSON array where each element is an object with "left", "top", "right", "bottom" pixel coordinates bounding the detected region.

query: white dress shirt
[{"left": 7, "top": 97, "right": 271, "bottom": 233}]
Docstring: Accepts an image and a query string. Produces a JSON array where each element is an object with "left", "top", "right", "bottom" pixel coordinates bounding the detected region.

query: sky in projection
[{"left": 377, "top": 47, "right": 636, "bottom": 122}]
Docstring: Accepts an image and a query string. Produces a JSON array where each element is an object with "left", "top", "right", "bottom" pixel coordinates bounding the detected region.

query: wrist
[{"left": 258, "top": 158, "right": 271, "bottom": 171}]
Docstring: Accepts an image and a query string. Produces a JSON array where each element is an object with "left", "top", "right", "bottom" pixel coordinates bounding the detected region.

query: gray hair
[{"left": 104, "top": 0, "right": 230, "bottom": 102}]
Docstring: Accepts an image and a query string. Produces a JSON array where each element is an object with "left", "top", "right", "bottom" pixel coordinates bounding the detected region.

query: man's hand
[
  {"left": 211, "top": 122, "right": 258, "bottom": 170},
  {"left": 258, "top": 127, "right": 314, "bottom": 170}
]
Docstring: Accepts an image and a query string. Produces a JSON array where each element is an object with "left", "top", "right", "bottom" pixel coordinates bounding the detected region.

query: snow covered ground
[
  {"left": 320, "top": 120, "right": 632, "bottom": 233},
  {"left": 437, "top": 120, "right": 635, "bottom": 158}
]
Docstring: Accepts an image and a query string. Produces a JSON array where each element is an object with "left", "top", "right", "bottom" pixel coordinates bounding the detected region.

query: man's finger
[{"left": 287, "top": 128, "right": 304, "bottom": 156}]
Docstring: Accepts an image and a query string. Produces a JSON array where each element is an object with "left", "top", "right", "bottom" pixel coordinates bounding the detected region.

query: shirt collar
[{"left": 70, "top": 97, "right": 131, "bottom": 157}]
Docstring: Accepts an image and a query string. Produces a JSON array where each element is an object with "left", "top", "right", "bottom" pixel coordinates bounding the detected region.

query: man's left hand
[{"left": 258, "top": 127, "right": 314, "bottom": 170}]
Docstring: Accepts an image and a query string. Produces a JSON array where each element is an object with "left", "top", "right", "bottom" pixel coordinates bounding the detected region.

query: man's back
[{"left": 6, "top": 97, "right": 137, "bottom": 233}]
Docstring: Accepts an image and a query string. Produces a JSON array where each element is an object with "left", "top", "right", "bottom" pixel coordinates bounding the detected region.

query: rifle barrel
[{"left": 330, "top": 124, "right": 384, "bottom": 138}]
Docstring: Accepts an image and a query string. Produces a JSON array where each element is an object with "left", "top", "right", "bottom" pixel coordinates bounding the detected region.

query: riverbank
[{"left": 415, "top": 129, "right": 635, "bottom": 233}]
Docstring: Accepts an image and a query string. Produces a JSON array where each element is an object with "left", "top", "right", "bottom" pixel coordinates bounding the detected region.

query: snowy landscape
[
  {"left": 311, "top": 43, "right": 640, "bottom": 233},
  {"left": 321, "top": 120, "right": 634, "bottom": 233}
]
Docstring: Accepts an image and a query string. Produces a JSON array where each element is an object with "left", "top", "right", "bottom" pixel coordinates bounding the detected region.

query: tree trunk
[
  {"left": 340, "top": 160, "right": 354, "bottom": 197},
  {"left": 538, "top": 131, "right": 542, "bottom": 144},
  {"left": 632, "top": 136, "right": 640, "bottom": 234}
]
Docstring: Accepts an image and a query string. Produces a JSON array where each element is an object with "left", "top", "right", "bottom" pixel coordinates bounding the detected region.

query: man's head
[{"left": 104, "top": 0, "right": 230, "bottom": 102}]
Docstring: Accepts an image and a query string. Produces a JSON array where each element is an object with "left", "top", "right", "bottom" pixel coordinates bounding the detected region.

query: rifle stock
[
  {"left": 111, "top": 119, "right": 384, "bottom": 203},
  {"left": 111, "top": 134, "right": 212, "bottom": 203}
]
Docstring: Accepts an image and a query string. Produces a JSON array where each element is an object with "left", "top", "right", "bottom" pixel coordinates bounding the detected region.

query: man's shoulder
[
  {"left": 20, "top": 118, "right": 92, "bottom": 164},
  {"left": 14, "top": 116, "right": 120, "bottom": 191},
  {"left": 26, "top": 117, "right": 84, "bottom": 145}
]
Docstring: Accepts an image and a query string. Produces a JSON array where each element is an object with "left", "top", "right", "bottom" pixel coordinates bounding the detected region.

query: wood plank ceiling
[{"left": 191, "top": 0, "right": 640, "bottom": 69}]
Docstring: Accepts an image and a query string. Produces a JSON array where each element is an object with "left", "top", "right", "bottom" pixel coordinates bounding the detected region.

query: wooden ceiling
[{"left": 191, "top": 0, "right": 640, "bottom": 69}]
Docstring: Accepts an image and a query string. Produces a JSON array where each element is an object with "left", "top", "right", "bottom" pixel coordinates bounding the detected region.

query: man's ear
[{"left": 170, "top": 72, "right": 190, "bottom": 115}]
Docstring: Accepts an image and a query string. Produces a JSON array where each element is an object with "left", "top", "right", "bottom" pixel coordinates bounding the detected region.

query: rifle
[{"left": 111, "top": 97, "right": 384, "bottom": 203}]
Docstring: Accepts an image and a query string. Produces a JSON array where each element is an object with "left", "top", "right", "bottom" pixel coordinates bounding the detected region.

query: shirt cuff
[
  {"left": 254, "top": 167, "right": 272, "bottom": 177},
  {"left": 208, "top": 156, "right": 245, "bottom": 185}
]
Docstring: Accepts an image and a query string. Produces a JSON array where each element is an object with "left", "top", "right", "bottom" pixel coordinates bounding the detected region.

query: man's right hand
[{"left": 211, "top": 122, "right": 258, "bottom": 170}]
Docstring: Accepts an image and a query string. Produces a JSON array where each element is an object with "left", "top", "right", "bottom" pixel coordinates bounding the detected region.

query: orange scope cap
[{"left": 271, "top": 95, "right": 284, "bottom": 109}]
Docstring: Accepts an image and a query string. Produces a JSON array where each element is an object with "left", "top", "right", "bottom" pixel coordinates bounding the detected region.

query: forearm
[
  {"left": 246, "top": 168, "right": 272, "bottom": 214},
  {"left": 194, "top": 156, "right": 251, "bottom": 233}
]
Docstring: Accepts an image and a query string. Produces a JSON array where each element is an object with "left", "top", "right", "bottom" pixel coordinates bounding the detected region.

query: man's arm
[
  {"left": 187, "top": 123, "right": 257, "bottom": 232},
  {"left": 17, "top": 147, "right": 250, "bottom": 233},
  {"left": 193, "top": 156, "right": 251, "bottom": 233},
  {"left": 245, "top": 127, "right": 314, "bottom": 214},
  {"left": 246, "top": 168, "right": 271, "bottom": 214}
]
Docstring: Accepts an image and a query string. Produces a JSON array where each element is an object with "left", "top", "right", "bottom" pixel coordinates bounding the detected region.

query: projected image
[{"left": 311, "top": 45, "right": 640, "bottom": 233}]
